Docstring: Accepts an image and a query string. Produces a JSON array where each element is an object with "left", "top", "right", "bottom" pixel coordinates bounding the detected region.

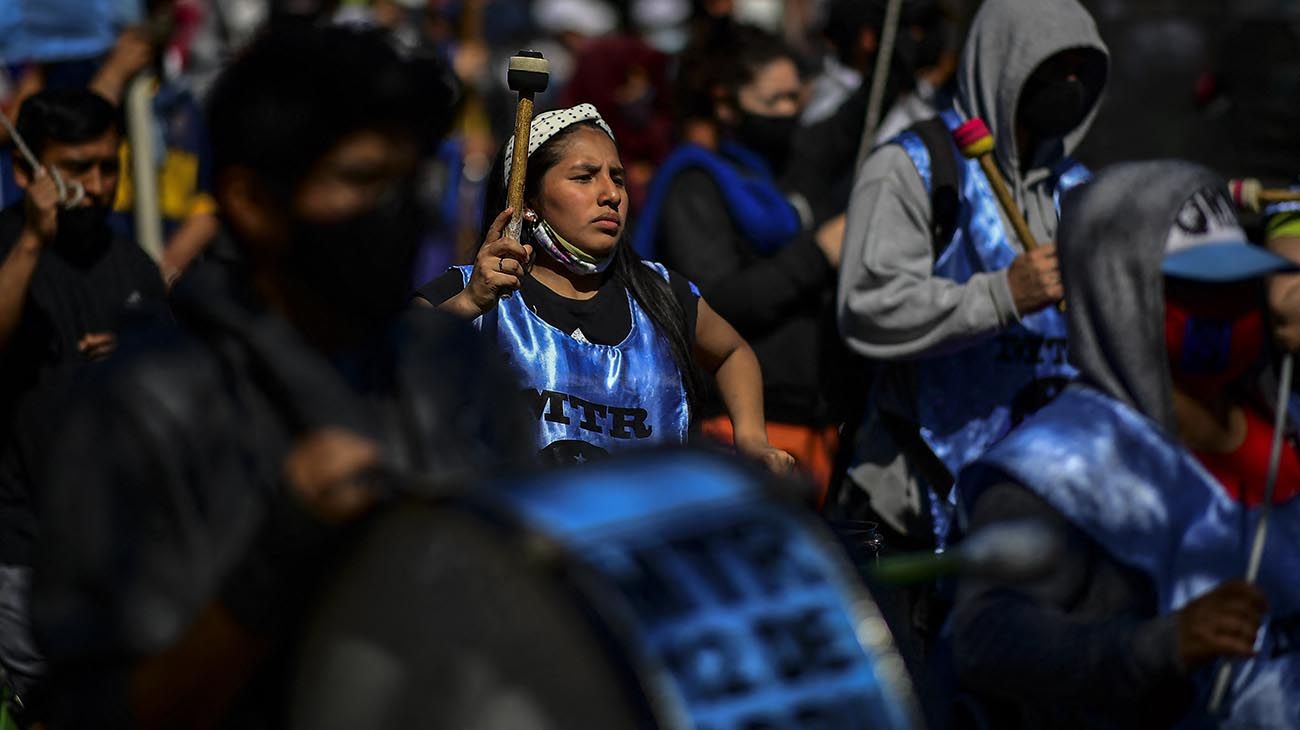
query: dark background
[{"left": 1074, "top": 0, "right": 1300, "bottom": 182}]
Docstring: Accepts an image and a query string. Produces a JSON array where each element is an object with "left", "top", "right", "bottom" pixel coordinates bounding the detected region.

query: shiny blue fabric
[
  {"left": 893, "top": 110, "right": 1090, "bottom": 477},
  {"left": 964, "top": 385, "right": 1300, "bottom": 727},
  {"left": 458, "top": 263, "right": 690, "bottom": 457}
]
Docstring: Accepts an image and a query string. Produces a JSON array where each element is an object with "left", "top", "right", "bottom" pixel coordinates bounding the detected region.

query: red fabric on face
[{"left": 1164, "top": 299, "right": 1265, "bottom": 394}]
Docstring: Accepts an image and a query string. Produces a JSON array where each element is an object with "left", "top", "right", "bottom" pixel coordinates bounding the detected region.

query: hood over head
[
  {"left": 955, "top": 0, "right": 1108, "bottom": 179},
  {"left": 1056, "top": 160, "right": 1284, "bottom": 433}
]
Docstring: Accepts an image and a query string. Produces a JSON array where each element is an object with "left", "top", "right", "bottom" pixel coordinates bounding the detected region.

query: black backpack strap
[{"left": 906, "top": 116, "right": 961, "bottom": 261}]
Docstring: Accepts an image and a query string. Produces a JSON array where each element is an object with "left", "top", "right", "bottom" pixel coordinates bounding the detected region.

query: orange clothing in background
[{"left": 700, "top": 415, "right": 840, "bottom": 507}]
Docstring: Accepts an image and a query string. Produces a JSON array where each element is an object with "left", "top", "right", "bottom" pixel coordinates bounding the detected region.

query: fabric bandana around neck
[{"left": 532, "top": 217, "right": 613, "bottom": 275}]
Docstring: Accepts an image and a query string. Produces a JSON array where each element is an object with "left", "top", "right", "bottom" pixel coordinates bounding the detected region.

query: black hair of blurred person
[
  {"left": 821, "top": 0, "right": 942, "bottom": 77},
  {"left": 206, "top": 23, "right": 454, "bottom": 203},
  {"left": 12, "top": 89, "right": 121, "bottom": 174},
  {"left": 477, "top": 121, "right": 707, "bottom": 413},
  {"left": 205, "top": 23, "right": 456, "bottom": 344},
  {"left": 268, "top": 0, "right": 342, "bottom": 27}
]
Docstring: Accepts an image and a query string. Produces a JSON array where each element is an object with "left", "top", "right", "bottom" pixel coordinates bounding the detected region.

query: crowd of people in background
[{"left": 1, "top": 0, "right": 1299, "bottom": 728}]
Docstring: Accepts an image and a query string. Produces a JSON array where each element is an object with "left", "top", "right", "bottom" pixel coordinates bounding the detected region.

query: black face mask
[
  {"left": 890, "top": 28, "right": 943, "bottom": 80},
  {"left": 734, "top": 110, "right": 798, "bottom": 173},
  {"left": 54, "top": 204, "right": 112, "bottom": 262},
  {"left": 286, "top": 189, "right": 425, "bottom": 332},
  {"left": 1017, "top": 76, "right": 1090, "bottom": 140}
]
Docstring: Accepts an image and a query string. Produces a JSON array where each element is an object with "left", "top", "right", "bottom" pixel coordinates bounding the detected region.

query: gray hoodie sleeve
[{"left": 836, "top": 145, "right": 1021, "bottom": 361}]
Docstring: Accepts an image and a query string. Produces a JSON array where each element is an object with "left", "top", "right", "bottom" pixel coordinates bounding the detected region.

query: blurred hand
[
  {"left": 815, "top": 214, "right": 846, "bottom": 269},
  {"left": 1007, "top": 244, "right": 1064, "bottom": 315},
  {"left": 23, "top": 168, "right": 61, "bottom": 243},
  {"left": 78, "top": 332, "right": 117, "bottom": 360},
  {"left": 282, "top": 428, "right": 383, "bottom": 525},
  {"left": 1176, "top": 579, "right": 1268, "bottom": 671},
  {"left": 104, "top": 27, "right": 154, "bottom": 80},
  {"left": 452, "top": 40, "right": 489, "bottom": 87},
  {"left": 736, "top": 436, "right": 797, "bottom": 475},
  {"left": 447, "top": 207, "right": 533, "bottom": 318}
]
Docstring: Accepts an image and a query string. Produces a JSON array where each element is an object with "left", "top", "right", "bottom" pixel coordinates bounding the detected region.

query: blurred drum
[{"left": 290, "top": 450, "right": 923, "bottom": 730}]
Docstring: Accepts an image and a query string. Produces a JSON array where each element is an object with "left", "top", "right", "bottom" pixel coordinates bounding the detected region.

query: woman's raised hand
[{"left": 446, "top": 207, "right": 534, "bottom": 318}]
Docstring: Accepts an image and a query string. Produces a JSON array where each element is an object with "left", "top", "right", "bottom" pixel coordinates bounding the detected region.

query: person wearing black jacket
[
  {"left": 633, "top": 25, "right": 849, "bottom": 498},
  {"left": 30, "top": 25, "right": 530, "bottom": 729},
  {"left": 0, "top": 88, "right": 165, "bottom": 702}
]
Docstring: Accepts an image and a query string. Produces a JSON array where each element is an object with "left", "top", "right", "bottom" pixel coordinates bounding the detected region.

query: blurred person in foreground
[
  {"left": 634, "top": 24, "right": 850, "bottom": 499},
  {"left": 31, "top": 24, "right": 529, "bottom": 729},
  {"left": 953, "top": 162, "right": 1299, "bottom": 728},
  {"left": 0, "top": 87, "right": 165, "bottom": 711}
]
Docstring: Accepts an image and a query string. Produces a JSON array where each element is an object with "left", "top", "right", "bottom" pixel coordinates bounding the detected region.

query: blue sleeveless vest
[
  {"left": 457, "top": 263, "right": 691, "bottom": 460},
  {"left": 892, "top": 110, "right": 1091, "bottom": 477},
  {"left": 963, "top": 385, "right": 1300, "bottom": 727}
]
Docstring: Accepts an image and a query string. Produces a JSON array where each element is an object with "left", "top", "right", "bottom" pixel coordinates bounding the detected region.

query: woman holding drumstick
[{"left": 416, "top": 104, "right": 793, "bottom": 473}]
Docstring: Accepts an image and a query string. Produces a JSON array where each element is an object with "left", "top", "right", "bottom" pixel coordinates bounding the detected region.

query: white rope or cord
[
  {"left": 0, "top": 108, "right": 84, "bottom": 207},
  {"left": 1207, "top": 352, "right": 1294, "bottom": 714},
  {"left": 0, "top": 109, "right": 41, "bottom": 170}
]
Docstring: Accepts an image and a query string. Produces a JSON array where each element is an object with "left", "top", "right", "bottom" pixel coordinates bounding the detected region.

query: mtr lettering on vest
[
  {"left": 525, "top": 389, "right": 653, "bottom": 439},
  {"left": 995, "top": 334, "right": 1069, "bottom": 366}
]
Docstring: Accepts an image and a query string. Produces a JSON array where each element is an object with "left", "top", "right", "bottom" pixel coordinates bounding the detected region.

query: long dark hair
[{"left": 479, "top": 120, "right": 705, "bottom": 413}]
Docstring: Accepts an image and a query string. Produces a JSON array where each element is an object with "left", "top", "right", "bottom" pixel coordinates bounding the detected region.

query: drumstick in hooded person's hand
[
  {"left": 955, "top": 117, "right": 1066, "bottom": 312},
  {"left": 954, "top": 117, "right": 1040, "bottom": 253}
]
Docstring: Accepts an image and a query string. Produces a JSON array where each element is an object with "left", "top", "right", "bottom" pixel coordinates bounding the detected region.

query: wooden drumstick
[
  {"left": 954, "top": 117, "right": 1066, "bottom": 311},
  {"left": 953, "top": 117, "right": 1039, "bottom": 252},
  {"left": 504, "top": 51, "right": 549, "bottom": 242},
  {"left": 1229, "top": 178, "right": 1300, "bottom": 214}
]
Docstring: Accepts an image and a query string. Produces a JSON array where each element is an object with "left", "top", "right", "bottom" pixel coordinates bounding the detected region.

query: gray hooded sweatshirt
[
  {"left": 949, "top": 161, "right": 1243, "bottom": 728},
  {"left": 832, "top": 0, "right": 1109, "bottom": 536}
]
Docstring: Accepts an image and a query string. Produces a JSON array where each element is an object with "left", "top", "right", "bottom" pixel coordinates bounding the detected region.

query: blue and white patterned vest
[
  {"left": 893, "top": 110, "right": 1090, "bottom": 477},
  {"left": 963, "top": 385, "right": 1300, "bottom": 728},
  {"left": 457, "top": 263, "right": 691, "bottom": 462}
]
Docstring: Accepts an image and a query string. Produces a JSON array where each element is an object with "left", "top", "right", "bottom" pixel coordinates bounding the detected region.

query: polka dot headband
[{"left": 502, "top": 103, "right": 615, "bottom": 186}]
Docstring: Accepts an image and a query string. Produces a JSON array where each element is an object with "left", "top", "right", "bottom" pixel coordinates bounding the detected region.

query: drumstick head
[
  {"left": 953, "top": 118, "right": 994, "bottom": 158},
  {"left": 1229, "top": 178, "right": 1262, "bottom": 213},
  {"left": 508, "top": 50, "right": 550, "bottom": 94}
]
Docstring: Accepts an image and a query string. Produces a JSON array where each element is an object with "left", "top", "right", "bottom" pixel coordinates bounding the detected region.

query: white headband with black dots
[{"left": 502, "top": 103, "right": 615, "bottom": 186}]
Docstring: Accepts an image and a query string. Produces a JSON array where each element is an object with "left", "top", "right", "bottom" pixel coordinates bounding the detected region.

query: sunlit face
[
  {"left": 735, "top": 57, "right": 802, "bottom": 118},
  {"left": 532, "top": 126, "right": 626, "bottom": 259}
]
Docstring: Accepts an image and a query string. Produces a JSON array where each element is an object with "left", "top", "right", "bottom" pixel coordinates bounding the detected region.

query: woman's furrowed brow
[{"left": 568, "top": 161, "right": 626, "bottom": 175}]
